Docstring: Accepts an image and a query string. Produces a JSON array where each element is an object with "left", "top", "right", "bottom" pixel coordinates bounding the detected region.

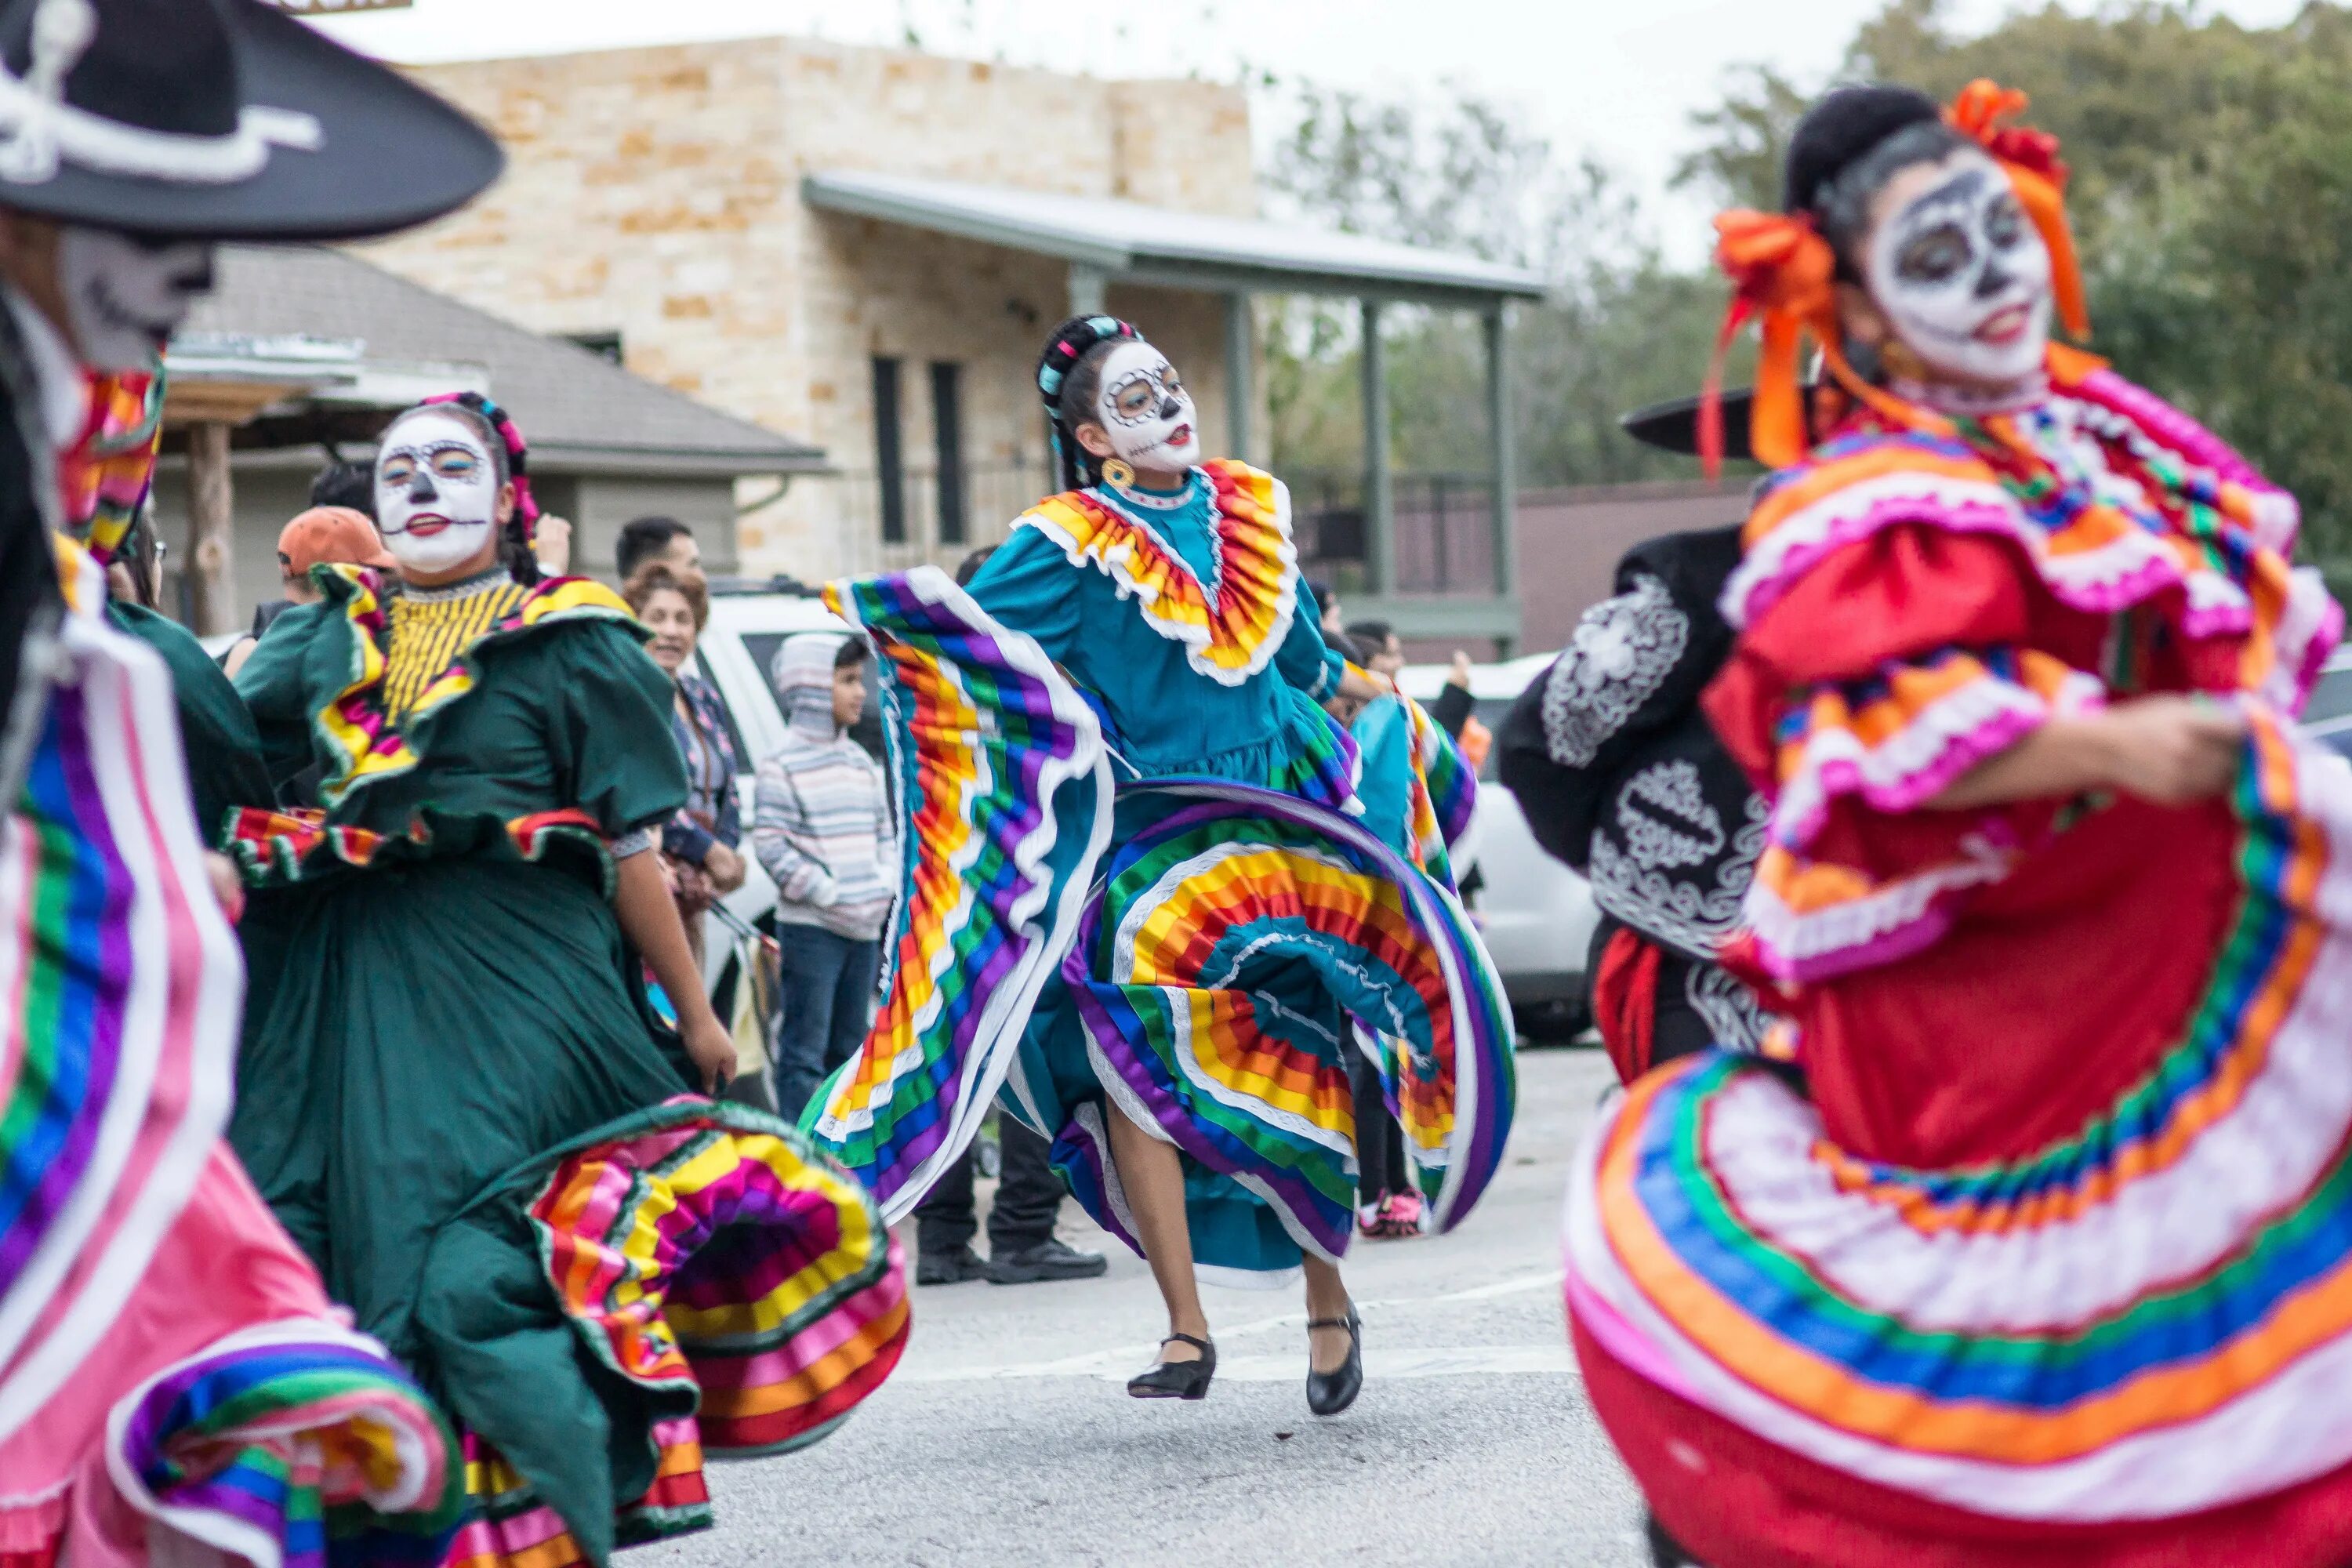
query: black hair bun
[{"left": 1783, "top": 84, "right": 1942, "bottom": 214}]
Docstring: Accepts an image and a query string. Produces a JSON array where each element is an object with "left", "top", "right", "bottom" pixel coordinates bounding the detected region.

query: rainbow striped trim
[
  {"left": 527, "top": 1103, "right": 909, "bottom": 1457},
  {"left": 305, "top": 572, "right": 638, "bottom": 810},
  {"left": 106, "top": 1319, "right": 459, "bottom": 1568},
  {"left": 1769, "top": 647, "right": 2103, "bottom": 851},
  {"left": 1398, "top": 690, "right": 1475, "bottom": 887},
  {"left": 440, "top": 1419, "right": 707, "bottom": 1568},
  {"left": 57, "top": 371, "right": 163, "bottom": 565},
  {"left": 0, "top": 542, "right": 244, "bottom": 1446},
  {"left": 1568, "top": 711, "right": 2352, "bottom": 1523},
  {"left": 1062, "top": 779, "right": 1514, "bottom": 1261},
  {"left": 1740, "top": 648, "right": 2103, "bottom": 982},
  {"left": 1722, "top": 373, "right": 2337, "bottom": 713},
  {"left": 811, "top": 568, "right": 1112, "bottom": 1220},
  {"left": 1018, "top": 460, "right": 1301, "bottom": 688},
  {"left": 223, "top": 807, "right": 618, "bottom": 897}
]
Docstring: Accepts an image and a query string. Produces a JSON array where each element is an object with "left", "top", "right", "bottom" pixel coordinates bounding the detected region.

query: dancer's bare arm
[
  {"left": 1926, "top": 697, "right": 2245, "bottom": 811},
  {"left": 613, "top": 848, "right": 735, "bottom": 1091}
]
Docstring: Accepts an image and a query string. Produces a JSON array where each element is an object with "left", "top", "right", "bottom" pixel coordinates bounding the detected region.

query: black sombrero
[
  {"left": 1621, "top": 390, "right": 1755, "bottom": 463},
  {"left": 0, "top": 0, "right": 500, "bottom": 240}
]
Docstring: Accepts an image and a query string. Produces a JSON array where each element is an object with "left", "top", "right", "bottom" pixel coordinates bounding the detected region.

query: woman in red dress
[{"left": 1566, "top": 80, "right": 2352, "bottom": 1566}]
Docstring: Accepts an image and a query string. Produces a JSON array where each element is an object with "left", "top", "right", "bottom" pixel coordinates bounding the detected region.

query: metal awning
[
  {"left": 803, "top": 171, "right": 1548, "bottom": 308},
  {"left": 804, "top": 170, "right": 1546, "bottom": 651}
]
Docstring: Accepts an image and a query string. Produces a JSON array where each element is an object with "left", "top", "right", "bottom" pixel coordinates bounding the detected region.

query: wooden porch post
[
  {"left": 1361, "top": 298, "right": 1394, "bottom": 597},
  {"left": 1222, "top": 291, "right": 1253, "bottom": 464},
  {"left": 186, "top": 421, "right": 236, "bottom": 636},
  {"left": 1484, "top": 303, "right": 1519, "bottom": 657}
]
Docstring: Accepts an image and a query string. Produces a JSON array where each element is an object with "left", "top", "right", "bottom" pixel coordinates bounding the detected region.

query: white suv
[{"left": 1395, "top": 656, "right": 1599, "bottom": 1041}]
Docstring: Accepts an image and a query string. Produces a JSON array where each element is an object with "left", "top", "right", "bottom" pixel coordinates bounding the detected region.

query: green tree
[{"left": 1259, "top": 81, "right": 1730, "bottom": 489}]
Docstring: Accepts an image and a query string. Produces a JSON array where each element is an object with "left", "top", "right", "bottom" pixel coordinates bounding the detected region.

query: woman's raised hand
[
  {"left": 704, "top": 840, "right": 748, "bottom": 894},
  {"left": 682, "top": 1012, "right": 735, "bottom": 1094}
]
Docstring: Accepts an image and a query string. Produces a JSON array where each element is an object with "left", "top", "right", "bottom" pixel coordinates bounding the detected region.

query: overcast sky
[{"left": 309, "top": 0, "right": 2306, "bottom": 259}]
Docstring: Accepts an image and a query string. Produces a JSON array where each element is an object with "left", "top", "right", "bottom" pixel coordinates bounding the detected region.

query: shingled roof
[{"left": 179, "top": 245, "right": 825, "bottom": 477}]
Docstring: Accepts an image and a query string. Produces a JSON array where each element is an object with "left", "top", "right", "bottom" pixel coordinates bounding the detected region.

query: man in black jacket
[{"left": 1497, "top": 393, "right": 1780, "bottom": 1081}]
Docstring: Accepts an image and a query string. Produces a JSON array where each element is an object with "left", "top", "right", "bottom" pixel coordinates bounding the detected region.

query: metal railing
[
  {"left": 1288, "top": 469, "right": 1500, "bottom": 597},
  {"left": 812, "top": 461, "right": 1502, "bottom": 597},
  {"left": 817, "top": 459, "right": 1054, "bottom": 575}
]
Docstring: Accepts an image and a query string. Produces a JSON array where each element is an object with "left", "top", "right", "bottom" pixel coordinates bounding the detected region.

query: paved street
[{"left": 644, "top": 1047, "right": 1646, "bottom": 1568}]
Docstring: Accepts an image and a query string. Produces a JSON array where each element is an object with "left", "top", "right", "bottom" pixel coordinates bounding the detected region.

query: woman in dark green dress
[{"left": 227, "top": 394, "right": 907, "bottom": 1568}]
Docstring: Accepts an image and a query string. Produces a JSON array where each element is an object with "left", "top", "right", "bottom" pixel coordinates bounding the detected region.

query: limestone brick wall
[{"left": 357, "top": 37, "right": 1261, "bottom": 581}]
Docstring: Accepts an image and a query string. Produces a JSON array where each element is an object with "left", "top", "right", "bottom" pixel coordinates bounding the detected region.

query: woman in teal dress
[
  {"left": 813, "top": 315, "right": 1512, "bottom": 1413},
  {"left": 226, "top": 394, "right": 907, "bottom": 1568}
]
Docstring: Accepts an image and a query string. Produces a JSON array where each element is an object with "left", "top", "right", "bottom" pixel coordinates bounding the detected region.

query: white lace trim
[
  {"left": 1014, "top": 470, "right": 1300, "bottom": 690},
  {"left": 1770, "top": 664, "right": 2104, "bottom": 853},
  {"left": 1740, "top": 832, "right": 2016, "bottom": 977}
]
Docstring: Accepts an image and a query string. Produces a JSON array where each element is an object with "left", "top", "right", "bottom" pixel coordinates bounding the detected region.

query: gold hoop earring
[
  {"left": 1101, "top": 458, "right": 1135, "bottom": 489},
  {"left": 1878, "top": 338, "right": 1929, "bottom": 384}
]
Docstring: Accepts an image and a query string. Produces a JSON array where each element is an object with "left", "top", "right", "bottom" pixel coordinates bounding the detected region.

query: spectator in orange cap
[{"left": 220, "top": 505, "right": 397, "bottom": 676}]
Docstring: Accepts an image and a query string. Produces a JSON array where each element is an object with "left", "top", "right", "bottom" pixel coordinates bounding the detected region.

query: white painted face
[
  {"left": 1092, "top": 339, "right": 1199, "bottom": 474},
  {"left": 1864, "top": 147, "right": 2053, "bottom": 390},
  {"left": 56, "top": 227, "right": 213, "bottom": 372},
  {"left": 374, "top": 408, "right": 502, "bottom": 575}
]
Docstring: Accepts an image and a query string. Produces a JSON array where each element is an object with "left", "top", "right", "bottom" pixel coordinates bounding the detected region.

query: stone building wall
[{"left": 357, "top": 38, "right": 1261, "bottom": 579}]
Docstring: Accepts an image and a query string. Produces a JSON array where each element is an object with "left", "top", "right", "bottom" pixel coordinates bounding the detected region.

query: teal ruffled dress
[{"left": 811, "top": 460, "right": 1515, "bottom": 1283}]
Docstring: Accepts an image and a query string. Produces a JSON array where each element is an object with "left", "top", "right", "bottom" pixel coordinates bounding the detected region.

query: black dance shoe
[
  {"left": 1127, "top": 1333, "right": 1216, "bottom": 1399},
  {"left": 1305, "top": 1306, "right": 1363, "bottom": 1416}
]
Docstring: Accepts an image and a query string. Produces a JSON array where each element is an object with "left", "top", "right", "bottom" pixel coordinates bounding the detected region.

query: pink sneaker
[{"left": 1367, "top": 1190, "right": 1425, "bottom": 1239}]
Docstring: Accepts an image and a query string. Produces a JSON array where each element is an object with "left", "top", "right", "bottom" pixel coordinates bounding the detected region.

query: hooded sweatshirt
[{"left": 752, "top": 633, "right": 898, "bottom": 940}]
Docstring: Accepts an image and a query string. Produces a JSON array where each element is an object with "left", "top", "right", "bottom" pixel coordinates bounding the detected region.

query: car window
[
  {"left": 1472, "top": 698, "right": 1514, "bottom": 781},
  {"left": 2304, "top": 666, "right": 2352, "bottom": 726}
]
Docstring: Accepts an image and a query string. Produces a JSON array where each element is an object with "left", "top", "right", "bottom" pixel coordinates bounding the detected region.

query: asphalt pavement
[{"left": 641, "top": 1047, "right": 1646, "bottom": 1568}]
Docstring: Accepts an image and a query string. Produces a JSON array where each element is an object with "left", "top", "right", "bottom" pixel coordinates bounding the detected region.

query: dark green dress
[
  {"left": 227, "top": 568, "right": 907, "bottom": 1567},
  {"left": 106, "top": 598, "right": 271, "bottom": 843}
]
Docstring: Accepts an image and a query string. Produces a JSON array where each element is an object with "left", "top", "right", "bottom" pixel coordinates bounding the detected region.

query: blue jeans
[{"left": 772, "top": 924, "right": 882, "bottom": 1123}]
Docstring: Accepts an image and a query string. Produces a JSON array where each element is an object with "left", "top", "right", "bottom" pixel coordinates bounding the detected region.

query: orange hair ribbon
[
  {"left": 1700, "top": 212, "right": 1919, "bottom": 475},
  {"left": 1945, "top": 78, "right": 2089, "bottom": 340}
]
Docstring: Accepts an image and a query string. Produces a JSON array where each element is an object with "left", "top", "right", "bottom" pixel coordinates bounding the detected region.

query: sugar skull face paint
[
  {"left": 1092, "top": 340, "right": 1199, "bottom": 474},
  {"left": 374, "top": 408, "right": 501, "bottom": 575},
  {"left": 1864, "top": 148, "right": 2053, "bottom": 390},
  {"left": 57, "top": 227, "right": 213, "bottom": 373}
]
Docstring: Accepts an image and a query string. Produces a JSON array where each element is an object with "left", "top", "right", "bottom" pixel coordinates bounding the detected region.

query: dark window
[
  {"left": 931, "top": 361, "right": 966, "bottom": 546},
  {"left": 560, "top": 329, "right": 624, "bottom": 365},
  {"left": 872, "top": 357, "right": 906, "bottom": 544}
]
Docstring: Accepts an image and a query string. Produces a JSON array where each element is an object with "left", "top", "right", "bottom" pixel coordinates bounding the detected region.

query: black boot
[
  {"left": 987, "top": 1237, "right": 1109, "bottom": 1283},
  {"left": 1127, "top": 1333, "right": 1216, "bottom": 1400},
  {"left": 1305, "top": 1306, "right": 1362, "bottom": 1416},
  {"left": 915, "top": 1244, "right": 988, "bottom": 1286}
]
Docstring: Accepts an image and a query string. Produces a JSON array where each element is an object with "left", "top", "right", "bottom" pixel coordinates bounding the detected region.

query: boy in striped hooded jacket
[{"left": 754, "top": 631, "right": 899, "bottom": 1119}]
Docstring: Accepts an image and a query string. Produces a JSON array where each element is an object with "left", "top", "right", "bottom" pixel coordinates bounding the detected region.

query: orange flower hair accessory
[
  {"left": 1945, "top": 78, "right": 2089, "bottom": 340},
  {"left": 1700, "top": 211, "right": 1919, "bottom": 475}
]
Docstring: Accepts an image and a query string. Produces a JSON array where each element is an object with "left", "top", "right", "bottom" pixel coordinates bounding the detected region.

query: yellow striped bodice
[{"left": 382, "top": 571, "right": 528, "bottom": 721}]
